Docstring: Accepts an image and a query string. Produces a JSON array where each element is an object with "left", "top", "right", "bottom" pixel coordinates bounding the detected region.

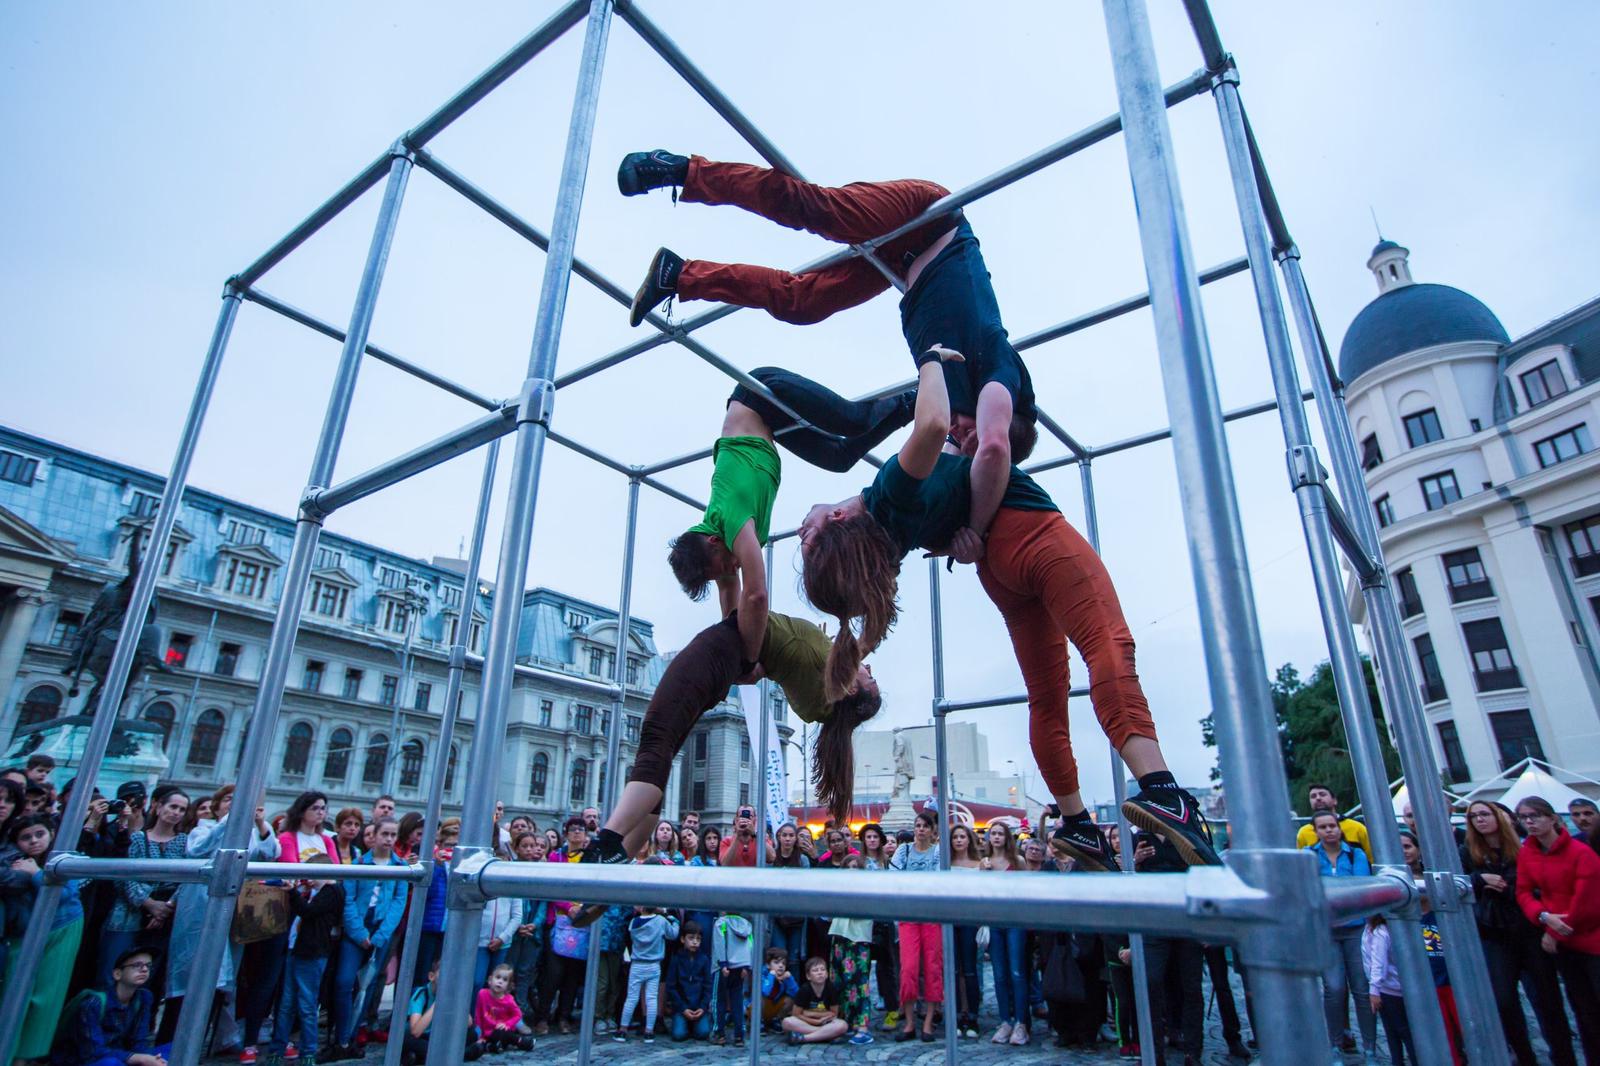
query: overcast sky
[{"left": 3, "top": 2, "right": 1596, "bottom": 810}]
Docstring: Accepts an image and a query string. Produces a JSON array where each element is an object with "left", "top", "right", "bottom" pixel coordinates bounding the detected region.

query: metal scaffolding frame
[{"left": 0, "top": 2, "right": 1504, "bottom": 1065}]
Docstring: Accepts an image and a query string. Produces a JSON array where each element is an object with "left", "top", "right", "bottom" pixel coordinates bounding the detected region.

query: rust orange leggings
[
  {"left": 976, "top": 507, "right": 1158, "bottom": 798},
  {"left": 676, "top": 156, "right": 951, "bottom": 325}
]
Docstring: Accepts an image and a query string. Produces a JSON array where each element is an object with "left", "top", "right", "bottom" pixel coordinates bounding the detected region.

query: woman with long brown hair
[
  {"left": 948, "top": 823, "right": 984, "bottom": 1039},
  {"left": 1461, "top": 800, "right": 1575, "bottom": 1064},
  {"left": 796, "top": 354, "right": 1213, "bottom": 873}
]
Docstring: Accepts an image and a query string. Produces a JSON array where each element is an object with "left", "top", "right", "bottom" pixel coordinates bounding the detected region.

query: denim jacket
[{"left": 343, "top": 852, "right": 411, "bottom": 955}]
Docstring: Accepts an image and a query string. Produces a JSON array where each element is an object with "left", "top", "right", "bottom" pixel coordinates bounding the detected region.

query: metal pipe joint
[
  {"left": 515, "top": 377, "right": 556, "bottom": 427},
  {"left": 42, "top": 851, "right": 80, "bottom": 886},
  {"left": 387, "top": 137, "right": 418, "bottom": 163},
  {"left": 1223, "top": 848, "right": 1333, "bottom": 973},
  {"left": 1209, "top": 62, "right": 1240, "bottom": 91},
  {"left": 445, "top": 847, "right": 495, "bottom": 910},
  {"left": 207, "top": 848, "right": 250, "bottom": 898},
  {"left": 1287, "top": 444, "right": 1326, "bottom": 489},
  {"left": 1374, "top": 865, "right": 1422, "bottom": 920},
  {"left": 1424, "top": 870, "right": 1473, "bottom": 914}
]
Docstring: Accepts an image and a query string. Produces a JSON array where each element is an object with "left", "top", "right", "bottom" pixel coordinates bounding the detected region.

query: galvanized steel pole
[
  {"left": 0, "top": 286, "right": 242, "bottom": 1060},
  {"left": 927, "top": 560, "right": 958, "bottom": 1065},
  {"left": 575, "top": 475, "right": 639, "bottom": 1066},
  {"left": 1081, "top": 462, "right": 1156, "bottom": 1066},
  {"left": 1098, "top": 2, "right": 1325, "bottom": 1059},
  {"left": 1211, "top": 71, "right": 1458, "bottom": 1064},
  {"left": 424, "top": 4, "right": 614, "bottom": 1063},
  {"left": 1278, "top": 250, "right": 1506, "bottom": 1061},
  {"left": 167, "top": 147, "right": 415, "bottom": 1066},
  {"left": 381, "top": 440, "right": 500, "bottom": 1066},
  {"left": 744, "top": 540, "right": 776, "bottom": 1066}
]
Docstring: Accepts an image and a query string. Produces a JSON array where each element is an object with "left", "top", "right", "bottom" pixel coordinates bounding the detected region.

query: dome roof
[
  {"left": 1370, "top": 239, "right": 1402, "bottom": 256},
  {"left": 1339, "top": 282, "right": 1510, "bottom": 383}
]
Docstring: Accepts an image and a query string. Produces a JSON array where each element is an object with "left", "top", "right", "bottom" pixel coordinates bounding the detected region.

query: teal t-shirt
[
  {"left": 861, "top": 452, "right": 1057, "bottom": 555},
  {"left": 689, "top": 436, "right": 781, "bottom": 550}
]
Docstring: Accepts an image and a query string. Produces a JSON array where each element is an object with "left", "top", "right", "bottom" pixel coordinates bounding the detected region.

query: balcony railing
[
  {"left": 1473, "top": 667, "right": 1523, "bottom": 693},
  {"left": 1419, "top": 680, "right": 1448, "bottom": 705},
  {"left": 1446, "top": 579, "right": 1494, "bottom": 604}
]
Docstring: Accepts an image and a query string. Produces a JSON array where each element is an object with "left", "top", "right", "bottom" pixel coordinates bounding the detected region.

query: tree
[{"left": 1200, "top": 657, "right": 1401, "bottom": 815}]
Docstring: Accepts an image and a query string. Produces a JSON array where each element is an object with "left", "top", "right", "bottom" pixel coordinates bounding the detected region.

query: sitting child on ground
[
  {"left": 782, "top": 957, "right": 850, "bottom": 1045},
  {"left": 51, "top": 948, "right": 168, "bottom": 1066},
  {"left": 760, "top": 947, "right": 798, "bottom": 1030},
  {"left": 472, "top": 963, "right": 534, "bottom": 1054}
]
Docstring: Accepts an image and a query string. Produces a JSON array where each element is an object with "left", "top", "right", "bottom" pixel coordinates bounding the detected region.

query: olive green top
[{"left": 759, "top": 612, "right": 833, "bottom": 724}]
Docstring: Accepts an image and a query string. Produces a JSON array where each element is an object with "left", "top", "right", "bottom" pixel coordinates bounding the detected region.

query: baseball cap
[{"left": 116, "top": 780, "right": 147, "bottom": 802}]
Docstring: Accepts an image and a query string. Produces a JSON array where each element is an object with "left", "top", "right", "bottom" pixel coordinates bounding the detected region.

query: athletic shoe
[
  {"left": 1118, "top": 1044, "right": 1141, "bottom": 1060},
  {"left": 1010, "top": 1024, "right": 1030, "bottom": 1046},
  {"left": 611, "top": 1031, "right": 626, "bottom": 1043},
  {"left": 1049, "top": 820, "right": 1120, "bottom": 872},
  {"left": 880, "top": 1010, "right": 900, "bottom": 1031},
  {"left": 240, "top": 1049, "right": 258, "bottom": 1066},
  {"left": 849, "top": 1030, "right": 874, "bottom": 1046},
  {"left": 991, "top": 1022, "right": 1014, "bottom": 1045},
  {"left": 1122, "top": 788, "right": 1221, "bottom": 866},
  {"left": 617, "top": 150, "right": 689, "bottom": 197},
  {"left": 283, "top": 1044, "right": 299, "bottom": 1062},
  {"left": 368, "top": 1030, "right": 387, "bottom": 1045},
  {"left": 642, "top": 1035, "right": 654, "bottom": 1045},
  {"left": 629, "top": 247, "right": 683, "bottom": 327}
]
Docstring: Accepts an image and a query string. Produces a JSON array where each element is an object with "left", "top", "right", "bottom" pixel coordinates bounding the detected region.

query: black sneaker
[
  {"left": 1049, "top": 820, "right": 1120, "bottom": 872},
  {"left": 581, "top": 829, "right": 629, "bottom": 866},
  {"left": 1121, "top": 788, "right": 1221, "bottom": 867},
  {"left": 629, "top": 247, "right": 683, "bottom": 327},
  {"left": 617, "top": 150, "right": 689, "bottom": 197}
]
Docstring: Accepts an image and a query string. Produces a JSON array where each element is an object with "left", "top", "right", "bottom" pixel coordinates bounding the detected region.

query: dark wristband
[{"left": 915, "top": 347, "right": 942, "bottom": 369}]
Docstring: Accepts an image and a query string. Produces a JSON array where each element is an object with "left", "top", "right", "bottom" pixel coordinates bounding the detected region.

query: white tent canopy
[{"left": 1455, "top": 757, "right": 1600, "bottom": 810}]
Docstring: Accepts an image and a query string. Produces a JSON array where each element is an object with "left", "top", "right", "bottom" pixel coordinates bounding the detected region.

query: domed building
[{"left": 1342, "top": 240, "right": 1600, "bottom": 791}]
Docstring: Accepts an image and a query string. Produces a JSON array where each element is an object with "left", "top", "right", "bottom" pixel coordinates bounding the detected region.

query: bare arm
[
  {"left": 897, "top": 348, "right": 963, "bottom": 480},
  {"left": 731, "top": 522, "right": 768, "bottom": 663},
  {"left": 966, "top": 381, "right": 1014, "bottom": 537}
]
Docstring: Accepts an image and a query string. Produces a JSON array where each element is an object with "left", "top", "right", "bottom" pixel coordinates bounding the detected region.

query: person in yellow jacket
[{"left": 1293, "top": 783, "right": 1372, "bottom": 860}]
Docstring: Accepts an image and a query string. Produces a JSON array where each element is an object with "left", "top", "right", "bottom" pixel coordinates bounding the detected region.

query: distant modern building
[
  {"left": 0, "top": 425, "right": 776, "bottom": 827},
  {"left": 1339, "top": 240, "right": 1600, "bottom": 792}
]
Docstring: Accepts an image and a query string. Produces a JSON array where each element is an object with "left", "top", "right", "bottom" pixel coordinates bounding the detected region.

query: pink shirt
[{"left": 474, "top": 989, "right": 522, "bottom": 1034}]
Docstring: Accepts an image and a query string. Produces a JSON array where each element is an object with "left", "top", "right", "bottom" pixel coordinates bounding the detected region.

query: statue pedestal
[
  {"left": 5, "top": 716, "right": 170, "bottom": 794},
  {"left": 879, "top": 795, "right": 917, "bottom": 832}
]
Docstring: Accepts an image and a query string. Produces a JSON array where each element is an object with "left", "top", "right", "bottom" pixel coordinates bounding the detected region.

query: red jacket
[{"left": 1516, "top": 827, "right": 1600, "bottom": 955}]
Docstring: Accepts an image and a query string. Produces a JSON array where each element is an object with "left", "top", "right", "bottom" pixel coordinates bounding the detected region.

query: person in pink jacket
[
  {"left": 472, "top": 963, "right": 534, "bottom": 1054},
  {"left": 1514, "top": 796, "right": 1600, "bottom": 1061}
]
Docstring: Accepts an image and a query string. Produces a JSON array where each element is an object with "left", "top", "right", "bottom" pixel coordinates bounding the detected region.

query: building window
[
  {"left": 693, "top": 732, "right": 708, "bottom": 764},
  {"left": 302, "top": 659, "right": 325, "bottom": 692},
  {"left": 574, "top": 705, "right": 593, "bottom": 735},
  {"left": 627, "top": 658, "right": 641, "bottom": 686},
  {"left": 129, "top": 491, "right": 160, "bottom": 519},
  {"left": 382, "top": 599, "right": 411, "bottom": 635},
  {"left": 188, "top": 709, "right": 224, "bottom": 768},
  {"left": 739, "top": 783, "right": 752, "bottom": 807},
  {"left": 598, "top": 763, "right": 608, "bottom": 808},
  {"left": 740, "top": 735, "right": 751, "bottom": 767},
  {"left": 569, "top": 758, "right": 589, "bottom": 804},
  {"left": 400, "top": 740, "right": 424, "bottom": 789},
  {"left": 1441, "top": 547, "right": 1493, "bottom": 603},
  {"left": 377, "top": 566, "right": 410, "bottom": 590},
  {"left": 597, "top": 709, "right": 609, "bottom": 737},
  {"left": 691, "top": 778, "right": 707, "bottom": 811},
  {"left": 235, "top": 721, "right": 251, "bottom": 770},
  {"left": 529, "top": 752, "right": 549, "bottom": 801},
  {"left": 1395, "top": 568, "right": 1423, "bottom": 618},
  {"left": 1419, "top": 471, "right": 1461, "bottom": 511},
  {"left": 143, "top": 701, "right": 176, "bottom": 751},
  {"left": 223, "top": 519, "right": 267, "bottom": 546},
  {"left": 413, "top": 682, "right": 432, "bottom": 711},
  {"left": 439, "top": 584, "right": 463, "bottom": 610},
  {"left": 1534, "top": 424, "right": 1591, "bottom": 469},
  {"left": 539, "top": 699, "right": 553, "bottom": 728},
  {"left": 223, "top": 557, "right": 271, "bottom": 599},
  {"left": 445, "top": 745, "right": 459, "bottom": 794},
  {"left": 1437, "top": 721, "right": 1470, "bottom": 783},
  {"left": 214, "top": 642, "right": 241, "bottom": 677},
  {"left": 308, "top": 580, "right": 349, "bottom": 620},
  {"left": 625, "top": 715, "right": 641, "bottom": 745},
  {"left": 49, "top": 610, "right": 83, "bottom": 647},
  {"left": 1462, "top": 618, "right": 1520, "bottom": 692},
  {"left": 363, "top": 734, "right": 389, "bottom": 786},
  {"left": 342, "top": 668, "right": 363, "bottom": 700},
  {"left": 1360, "top": 434, "right": 1383, "bottom": 471},
  {"left": 1413, "top": 634, "right": 1447, "bottom": 704},
  {"left": 566, "top": 610, "right": 591, "bottom": 629},
  {"left": 588, "top": 648, "right": 604, "bottom": 675},
  {"left": 1403, "top": 408, "right": 1444, "bottom": 448},
  {"left": 17, "top": 685, "right": 62, "bottom": 729},
  {"left": 380, "top": 674, "right": 398, "bottom": 706},
  {"left": 314, "top": 547, "right": 343, "bottom": 570},
  {"left": 1374, "top": 495, "right": 1395, "bottom": 528},
  {"left": 324, "top": 727, "right": 353, "bottom": 783},
  {"left": 1488, "top": 709, "right": 1545, "bottom": 770},
  {"left": 0, "top": 450, "right": 40, "bottom": 486},
  {"left": 282, "top": 722, "right": 314, "bottom": 776},
  {"left": 162, "top": 633, "right": 192, "bottom": 670},
  {"left": 1521, "top": 360, "right": 1567, "bottom": 408},
  {"left": 1565, "top": 514, "right": 1600, "bottom": 577},
  {"left": 469, "top": 622, "right": 482, "bottom": 653}
]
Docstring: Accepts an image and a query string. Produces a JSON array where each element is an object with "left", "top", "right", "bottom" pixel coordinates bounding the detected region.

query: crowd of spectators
[{"left": 1, "top": 753, "right": 1597, "bottom": 1066}]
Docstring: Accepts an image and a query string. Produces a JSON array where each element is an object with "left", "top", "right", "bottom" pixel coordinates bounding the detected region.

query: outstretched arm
[
  {"left": 897, "top": 346, "right": 963, "bottom": 480},
  {"left": 966, "top": 381, "right": 1014, "bottom": 538},
  {"left": 731, "top": 522, "right": 768, "bottom": 664}
]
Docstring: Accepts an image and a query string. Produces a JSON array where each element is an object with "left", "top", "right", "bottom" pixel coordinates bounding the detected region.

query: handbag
[
  {"left": 1041, "top": 935, "right": 1086, "bottom": 1005},
  {"left": 231, "top": 881, "right": 291, "bottom": 944},
  {"left": 550, "top": 914, "right": 590, "bottom": 960}
]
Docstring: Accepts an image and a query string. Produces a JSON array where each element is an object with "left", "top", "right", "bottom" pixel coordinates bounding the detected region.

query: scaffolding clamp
[
  {"left": 1209, "top": 61, "right": 1240, "bottom": 92},
  {"left": 207, "top": 848, "right": 250, "bottom": 899},
  {"left": 1424, "top": 870, "right": 1471, "bottom": 915},
  {"left": 1286, "top": 445, "right": 1326, "bottom": 490},
  {"left": 446, "top": 847, "right": 495, "bottom": 910},
  {"left": 515, "top": 377, "right": 556, "bottom": 427},
  {"left": 1223, "top": 848, "right": 1333, "bottom": 973},
  {"left": 386, "top": 136, "right": 417, "bottom": 164},
  {"left": 448, "top": 644, "right": 468, "bottom": 670},
  {"left": 42, "top": 851, "right": 84, "bottom": 886}
]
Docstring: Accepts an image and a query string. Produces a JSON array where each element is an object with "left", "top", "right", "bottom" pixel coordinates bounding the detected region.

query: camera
[{"left": 107, "top": 798, "right": 127, "bottom": 815}]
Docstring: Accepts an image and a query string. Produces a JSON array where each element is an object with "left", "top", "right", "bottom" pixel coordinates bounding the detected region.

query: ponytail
[
  {"left": 812, "top": 685, "right": 884, "bottom": 826},
  {"left": 801, "top": 514, "right": 901, "bottom": 702}
]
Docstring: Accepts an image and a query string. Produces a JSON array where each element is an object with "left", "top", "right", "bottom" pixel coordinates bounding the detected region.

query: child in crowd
[
  {"left": 403, "top": 958, "right": 484, "bottom": 1065},
  {"left": 616, "top": 905, "right": 680, "bottom": 1042},
  {"left": 760, "top": 947, "right": 799, "bottom": 1029},
  {"left": 666, "top": 920, "right": 714, "bottom": 1041},
  {"left": 828, "top": 854, "right": 876, "bottom": 1044},
  {"left": 273, "top": 854, "right": 343, "bottom": 1064},
  {"left": 711, "top": 913, "right": 755, "bottom": 1046},
  {"left": 1362, "top": 914, "right": 1414, "bottom": 1065},
  {"left": 783, "top": 957, "right": 849, "bottom": 1045},
  {"left": 472, "top": 963, "right": 534, "bottom": 1054},
  {"left": 50, "top": 948, "right": 168, "bottom": 1066}
]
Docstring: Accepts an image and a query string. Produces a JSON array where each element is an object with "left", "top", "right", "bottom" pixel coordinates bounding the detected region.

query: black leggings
[
  {"left": 629, "top": 617, "right": 745, "bottom": 793},
  {"left": 730, "top": 366, "right": 914, "bottom": 473}
]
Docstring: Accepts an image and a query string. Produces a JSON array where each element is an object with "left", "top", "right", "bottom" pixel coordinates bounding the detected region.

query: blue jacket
[
  {"left": 665, "top": 947, "right": 713, "bottom": 1012},
  {"left": 343, "top": 852, "right": 411, "bottom": 954},
  {"left": 423, "top": 861, "right": 449, "bottom": 933},
  {"left": 50, "top": 985, "right": 152, "bottom": 1066},
  {"left": 1310, "top": 840, "right": 1372, "bottom": 928}
]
